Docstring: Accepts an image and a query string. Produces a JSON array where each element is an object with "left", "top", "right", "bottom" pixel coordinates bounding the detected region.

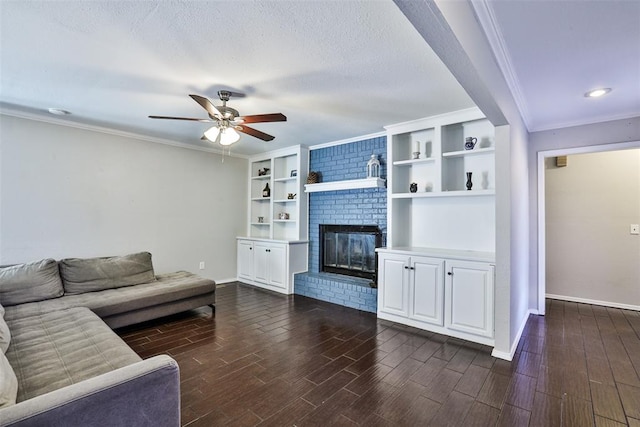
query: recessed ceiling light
[
  {"left": 584, "top": 88, "right": 612, "bottom": 98},
  {"left": 47, "top": 108, "right": 71, "bottom": 115}
]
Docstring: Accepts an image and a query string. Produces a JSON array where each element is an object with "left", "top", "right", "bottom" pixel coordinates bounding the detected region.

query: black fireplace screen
[{"left": 320, "top": 225, "right": 382, "bottom": 281}]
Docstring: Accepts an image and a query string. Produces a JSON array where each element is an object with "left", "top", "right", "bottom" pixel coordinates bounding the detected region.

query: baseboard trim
[
  {"left": 216, "top": 278, "right": 238, "bottom": 285},
  {"left": 491, "top": 308, "right": 535, "bottom": 361},
  {"left": 546, "top": 294, "right": 640, "bottom": 312}
]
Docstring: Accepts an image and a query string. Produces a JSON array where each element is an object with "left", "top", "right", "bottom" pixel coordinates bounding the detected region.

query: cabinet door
[
  {"left": 268, "top": 244, "right": 287, "bottom": 289},
  {"left": 411, "top": 257, "right": 445, "bottom": 326},
  {"left": 254, "top": 242, "right": 271, "bottom": 284},
  {"left": 445, "top": 260, "right": 494, "bottom": 338},
  {"left": 237, "top": 240, "right": 254, "bottom": 280},
  {"left": 378, "top": 253, "right": 410, "bottom": 317}
]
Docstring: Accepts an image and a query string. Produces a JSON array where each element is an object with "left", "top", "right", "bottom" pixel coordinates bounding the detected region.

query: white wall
[
  {"left": 0, "top": 115, "right": 248, "bottom": 282},
  {"left": 528, "top": 117, "right": 640, "bottom": 309},
  {"left": 545, "top": 149, "right": 640, "bottom": 307}
]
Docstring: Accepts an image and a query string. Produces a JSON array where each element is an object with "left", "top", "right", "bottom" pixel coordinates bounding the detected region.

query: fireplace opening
[{"left": 319, "top": 224, "right": 382, "bottom": 282}]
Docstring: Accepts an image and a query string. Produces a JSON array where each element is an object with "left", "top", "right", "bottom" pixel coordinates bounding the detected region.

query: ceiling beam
[{"left": 393, "top": 0, "right": 518, "bottom": 128}]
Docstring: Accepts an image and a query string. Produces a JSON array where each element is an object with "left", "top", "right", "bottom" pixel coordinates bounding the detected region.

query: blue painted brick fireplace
[{"left": 294, "top": 135, "right": 387, "bottom": 313}]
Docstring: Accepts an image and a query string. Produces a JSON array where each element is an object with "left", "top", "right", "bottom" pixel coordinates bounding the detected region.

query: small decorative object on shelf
[
  {"left": 482, "top": 171, "right": 489, "bottom": 190},
  {"left": 410, "top": 182, "right": 418, "bottom": 193},
  {"left": 425, "top": 182, "right": 433, "bottom": 192},
  {"left": 258, "top": 216, "right": 264, "bottom": 223},
  {"left": 258, "top": 167, "right": 270, "bottom": 176},
  {"left": 287, "top": 193, "right": 296, "bottom": 199},
  {"left": 423, "top": 141, "right": 432, "bottom": 158},
  {"left": 367, "top": 154, "right": 380, "bottom": 178},
  {"left": 278, "top": 212, "right": 290, "bottom": 220},
  {"left": 466, "top": 172, "right": 473, "bottom": 190},
  {"left": 262, "top": 182, "right": 270, "bottom": 197},
  {"left": 307, "top": 171, "right": 319, "bottom": 184},
  {"left": 290, "top": 169, "right": 298, "bottom": 177},
  {"left": 464, "top": 137, "right": 478, "bottom": 150},
  {"left": 413, "top": 141, "right": 421, "bottom": 159}
]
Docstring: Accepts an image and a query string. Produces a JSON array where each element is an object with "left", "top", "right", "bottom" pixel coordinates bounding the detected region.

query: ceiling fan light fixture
[
  {"left": 219, "top": 127, "right": 240, "bottom": 146},
  {"left": 203, "top": 126, "right": 220, "bottom": 142},
  {"left": 584, "top": 88, "right": 611, "bottom": 98}
]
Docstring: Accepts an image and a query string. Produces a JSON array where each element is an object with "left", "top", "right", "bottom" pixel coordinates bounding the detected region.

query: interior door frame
[{"left": 537, "top": 140, "right": 640, "bottom": 314}]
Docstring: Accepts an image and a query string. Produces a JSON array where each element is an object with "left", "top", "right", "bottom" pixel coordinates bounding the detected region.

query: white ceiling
[
  {"left": 477, "top": 0, "right": 640, "bottom": 132},
  {"left": 1, "top": 1, "right": 638, "bottom": 156},
  {"left": 0, "top": 0, "right": 473, "bottom": 155}
]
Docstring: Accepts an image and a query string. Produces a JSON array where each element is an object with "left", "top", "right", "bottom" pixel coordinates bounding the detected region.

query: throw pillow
[
  {"left": 0, "top": 259, "right": 64, "bottom": 306},
  {"left": 0, "top": 303, "right": 9, "bottom": 353},
  {"left": 0, "top": 351, "right": 18, "bottom": 407},
  {"left": 60, "top": 252, "right": 156, "bottom": 295}
]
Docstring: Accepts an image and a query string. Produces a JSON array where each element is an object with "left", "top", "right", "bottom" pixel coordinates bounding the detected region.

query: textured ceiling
[
  {"left": 2, "top": 1, "right": 637, "bottom": 156},
  {"left": 0, "top": 0, "right": 474, "bottom": 155}
]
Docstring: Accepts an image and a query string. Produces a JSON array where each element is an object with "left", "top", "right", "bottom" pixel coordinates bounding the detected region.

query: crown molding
[
  {"left": 471, "top": 0, "right": 532, "bottom": 131},
  {"left": 0, "top": 107, "right": 250, "bottom": 159},
  {"left": 309, "top": 130, "right": 386, "bottom": 150},
  {"left": 530, "top": 111, "right": 640, "bottom": 133}
]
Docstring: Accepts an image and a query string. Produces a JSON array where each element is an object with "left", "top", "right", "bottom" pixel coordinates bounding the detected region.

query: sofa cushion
[
  {"left": 3, "top": 271, "right": 215, "bottom": 323},
  {"left": 5, "top": 307, "right": 141, "bottom": 402},
  {"left": 0, "top": 351, "right": 17, "bottom": 408},
  {"left": 0, "top": 303, "right": 10, "bottom": 353},
  {"left": 60, "top": 252, "right": 156, "bottom": 295},
  {"left": 0, "top": 259, "right": 64, "bottom": 306}
]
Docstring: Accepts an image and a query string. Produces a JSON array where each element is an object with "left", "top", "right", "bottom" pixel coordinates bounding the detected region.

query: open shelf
[
  {"left": 274, "top": 176, "right": 297, "bottom": 183},
  {"left": 393, "top": 157, "right": 437, "bottom": 166},
  {"left": 442, "top": 147, "right": 495, "bottom": 158},
  {"left": 246, "top": 146, "right": 309, "bottom": 240},
  {"left": 392, "top": 189, "right": 495, "bottom": 199}
]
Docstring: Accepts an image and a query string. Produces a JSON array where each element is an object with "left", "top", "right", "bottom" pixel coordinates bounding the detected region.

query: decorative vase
[
  {"left": 482, "top": 171, "right": 489, "bottom": 190},
  {"left": 466, "top": 172, "right": 473, "bottom": 190},
  {"left": 409, "top": 182, "right": 418, "bottom": 193}
]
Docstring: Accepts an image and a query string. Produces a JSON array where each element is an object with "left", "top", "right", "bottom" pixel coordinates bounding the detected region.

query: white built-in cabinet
[
  {"left": 377, "top": 107, "right": 496, "bottom": 347},
  {"left": 238, "top": 145, "right": 309, "bottom": 294},
  {"left": 377, "top": 248, "right": 495, "bottom": 346},
  {"left": 236, "top": 238, "right": 307, "bottom": 295}
]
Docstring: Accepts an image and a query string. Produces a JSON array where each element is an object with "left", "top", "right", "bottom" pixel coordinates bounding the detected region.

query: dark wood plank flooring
[{"left": 117, "top": 283, "right": 640, "bottom": 426}]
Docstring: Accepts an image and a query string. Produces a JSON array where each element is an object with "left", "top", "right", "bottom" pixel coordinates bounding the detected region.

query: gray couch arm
[{"left": 0, "top": 355, "right": 180, "bottom": 427}]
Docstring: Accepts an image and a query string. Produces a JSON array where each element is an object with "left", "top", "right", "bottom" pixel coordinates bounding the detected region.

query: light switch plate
[{"left": 631, "top": 224, "right": 640, "bottom": 235}]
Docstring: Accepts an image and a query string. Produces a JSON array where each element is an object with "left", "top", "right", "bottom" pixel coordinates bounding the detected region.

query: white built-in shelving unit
[
  {"left": 378, "top": 107, "right": 497, "bottom": 346},
  {"left": 247, "top": 146, "right": 309, "bottom": 241},
  {"left": 238, "top": 145, "right": 309, "bottom": 295},
  {"left": 385, "top": 107, "right": 496, "bottom": 250}
]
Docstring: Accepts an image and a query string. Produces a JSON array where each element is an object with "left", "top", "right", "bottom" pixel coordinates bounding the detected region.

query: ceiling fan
[{"left": 149, "top": 90, "right": 286, "bottom": 146}]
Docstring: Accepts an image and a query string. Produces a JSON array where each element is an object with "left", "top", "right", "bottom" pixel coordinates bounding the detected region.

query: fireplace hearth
[{"left": 319, "top": 225, "right": 382, "bottom": 282}]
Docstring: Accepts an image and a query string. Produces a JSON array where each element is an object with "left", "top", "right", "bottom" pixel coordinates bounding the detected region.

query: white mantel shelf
[{"left": 304, "top": 177, "right": 386, "bottom": 193}]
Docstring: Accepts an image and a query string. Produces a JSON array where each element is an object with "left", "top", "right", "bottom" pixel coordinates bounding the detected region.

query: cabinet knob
[
  {"left": 266, "top": 249, "right": 271, "bottom": 252},
  {"left": 410, "top": 267, "right": 415, "bottom": 270},
  {"left": 249, "top": 247, "right": 252, "bottom": 250},
  {"left": 447, "top": 272, "right": 453, "bottom": 276},
  {"left": 404, "top": 266, "right": 409, "bottom": 269}
]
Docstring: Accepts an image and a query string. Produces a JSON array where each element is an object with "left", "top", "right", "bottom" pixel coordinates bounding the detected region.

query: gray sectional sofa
[{"left": 0, "top": 252, "right": 216, "bottom": 426}]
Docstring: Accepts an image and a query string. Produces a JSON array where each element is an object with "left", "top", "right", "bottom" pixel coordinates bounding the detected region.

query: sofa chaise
[{"left": 0, "top": 252, "right": 216, "bottom": 426}]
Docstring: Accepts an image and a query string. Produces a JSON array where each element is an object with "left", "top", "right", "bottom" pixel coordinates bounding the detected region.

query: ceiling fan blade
[
  {"left": 149, "top": 115, "right": 211, "bottom": 122},
  {"left": 219, "top": 90, "right": 245, "bottom": 99},
  {"left": 237, "top": 125, "right": 275, "bottom": 141},
  {"left": 189, "top": 94, "right": 222, "bottom": 119},
  {"left": 237, "top": 113, "right": 287, "bottom": 124}
]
